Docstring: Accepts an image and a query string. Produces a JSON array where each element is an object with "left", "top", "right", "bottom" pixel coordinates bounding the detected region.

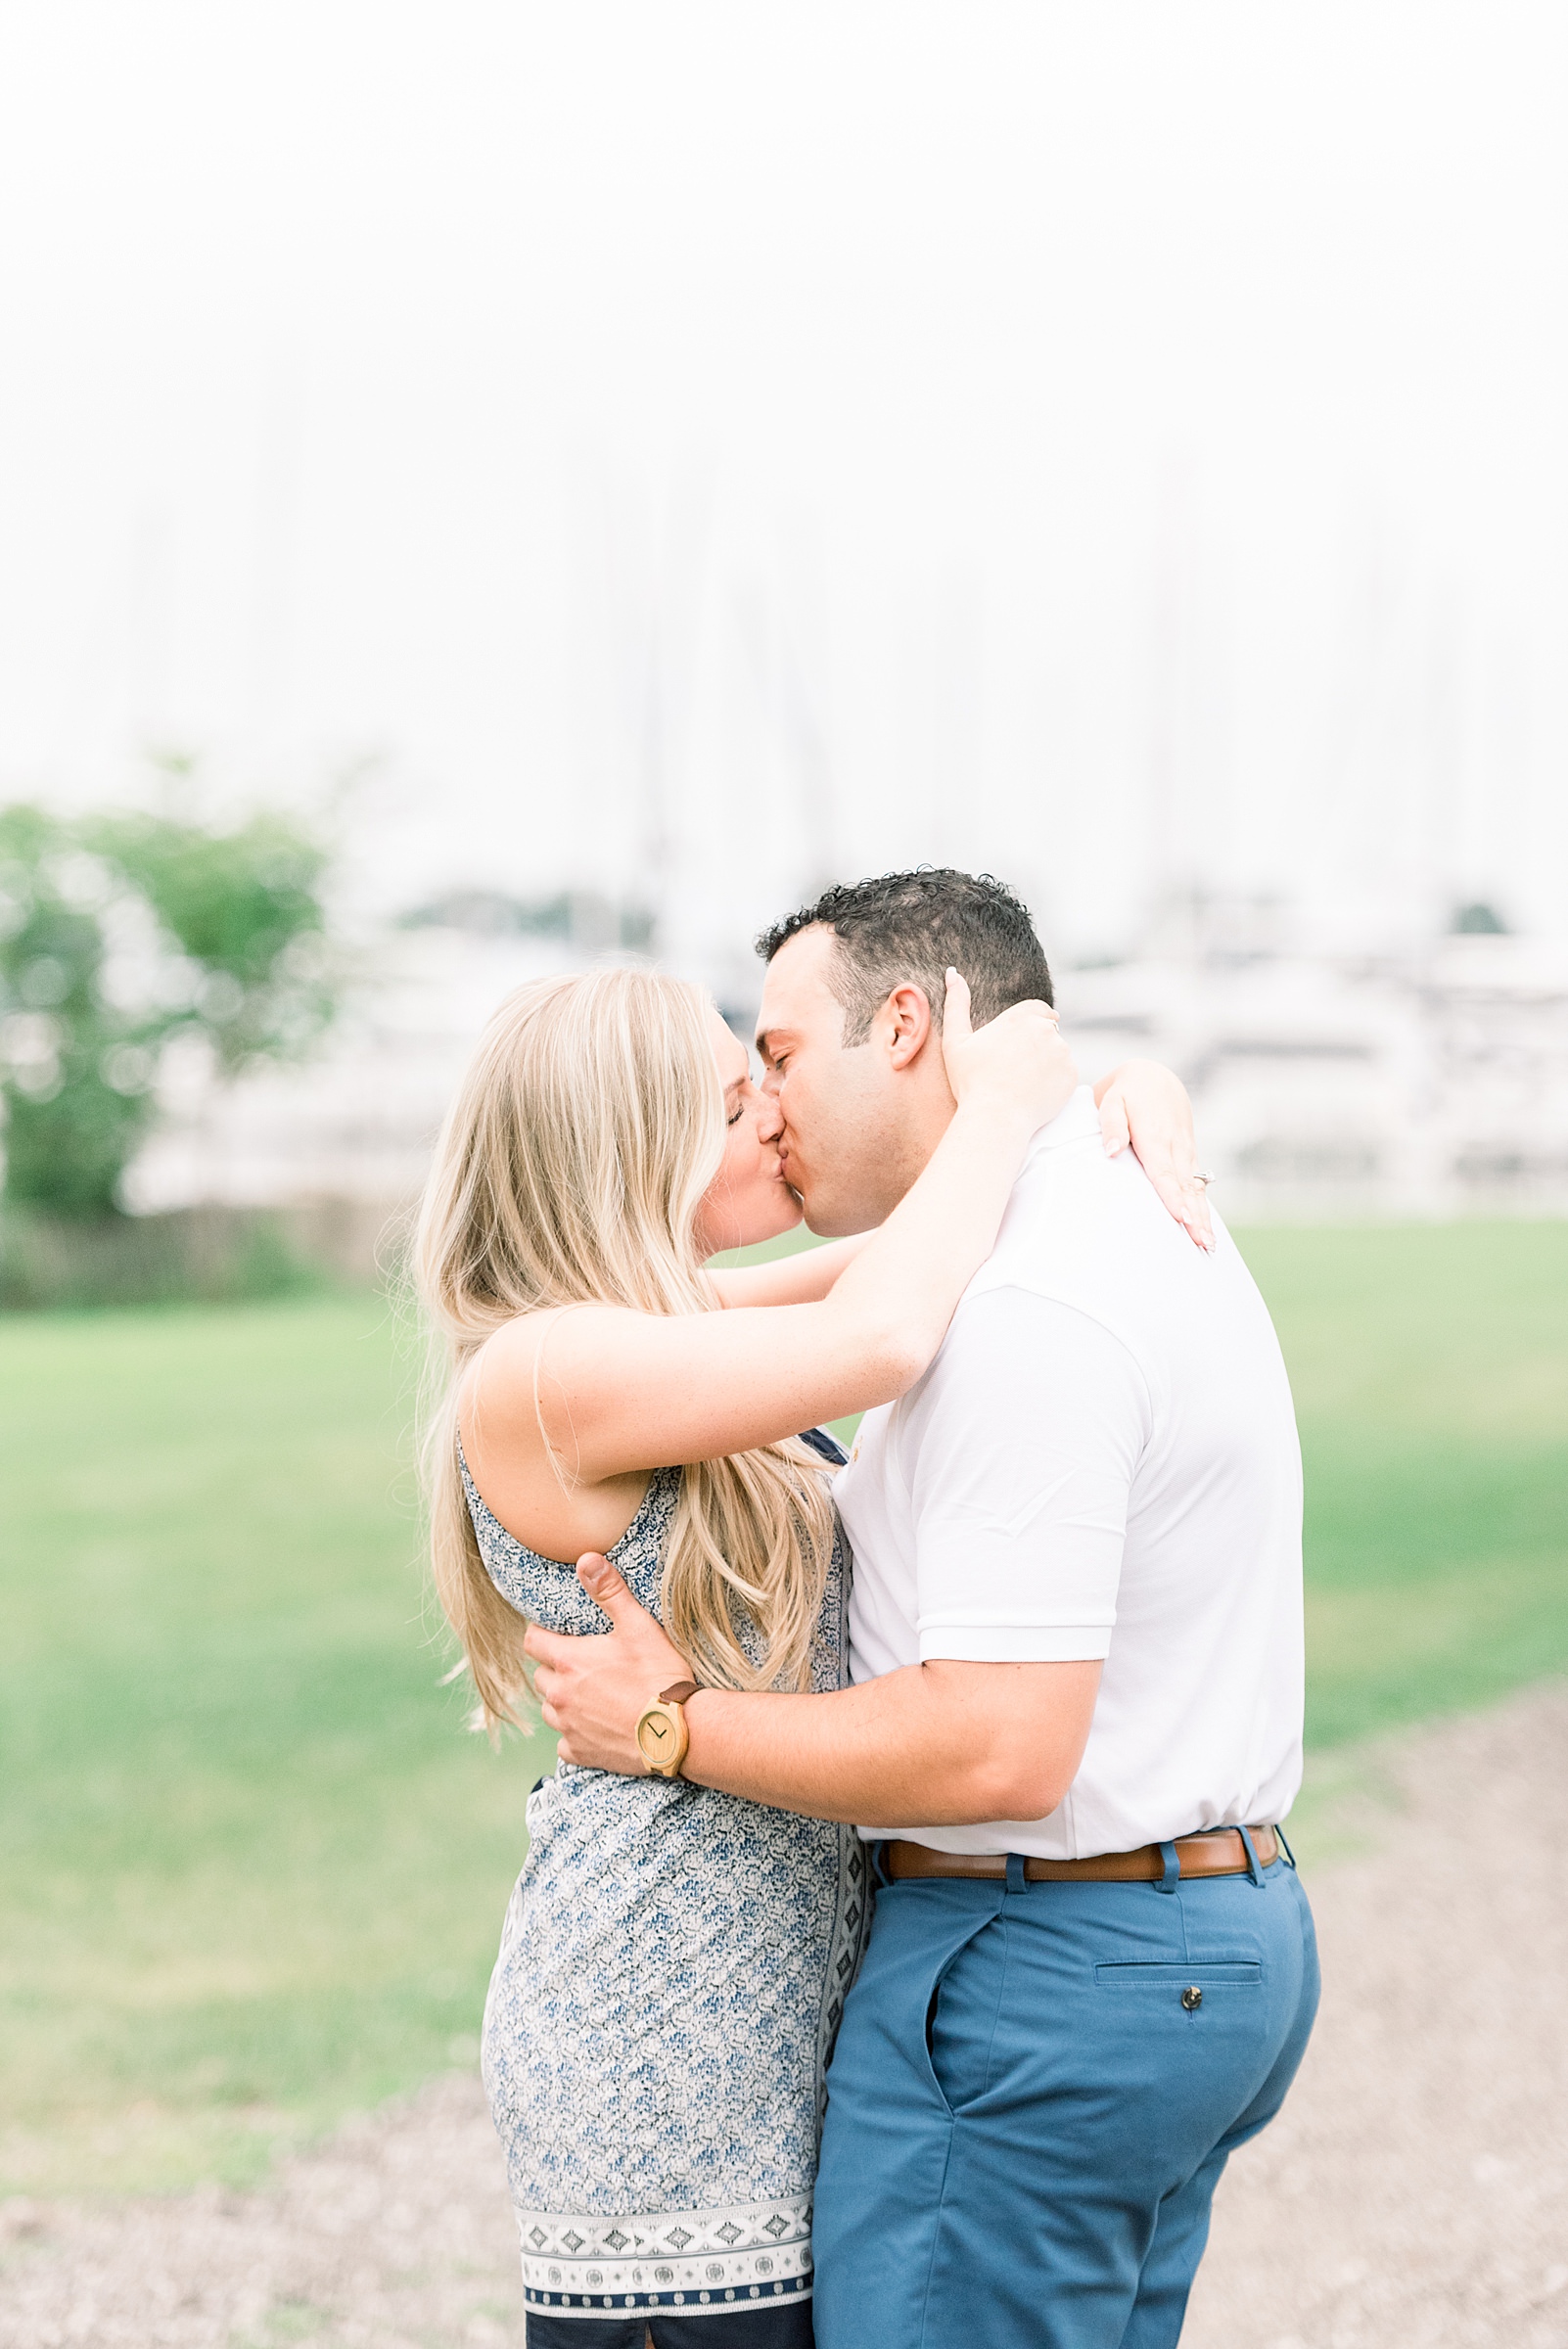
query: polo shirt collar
[{"left": 1025, "top": 1083, "right": 1102, "bottom": 1161}]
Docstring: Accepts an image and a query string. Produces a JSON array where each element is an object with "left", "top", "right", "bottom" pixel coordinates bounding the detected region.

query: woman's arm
[
  {"left": 464, "top": 975, "right": 1073, "bottom": 1493},
  {"left": 706, "top": 1232, "right": 870, "bottom": 1309},
  {"left": 710, "top": 1059, "right": 1211, "bottom": 1304},
  {"left": 1095, "top": 1058, "right": 1213, "bottom": 1251}
]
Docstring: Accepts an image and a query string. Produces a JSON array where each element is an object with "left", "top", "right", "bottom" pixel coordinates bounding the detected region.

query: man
[{"left": 530, "top": 868, "right": 1319, "bottom": 2349}]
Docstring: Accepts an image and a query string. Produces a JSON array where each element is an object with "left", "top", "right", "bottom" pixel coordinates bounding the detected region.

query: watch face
[{"left": 637, "top": 1707, "right": 675, "bottom": 1766}]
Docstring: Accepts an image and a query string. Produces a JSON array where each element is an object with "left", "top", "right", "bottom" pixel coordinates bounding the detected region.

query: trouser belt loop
[
  {"left": 1274, "top": 1823, "right": 1298, "bottom": 1870},
  {"left": 1155, "top": 1839, "right": 1180, "bottom": 1894},
  {"left": 1237, "top": 1823, "right": 1265, "bottom": 1887},
  {"left": 1005, "top": 1852, "right": 1028, "bottom": 1896},
  {"left": 870, "top": 1838, "right": 894, "bottom": 1891}
]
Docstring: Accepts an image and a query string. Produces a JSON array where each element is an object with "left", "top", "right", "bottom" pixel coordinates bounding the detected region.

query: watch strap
[{"left": 659, "top": 1681, "right": 701, "bottom": 1704}]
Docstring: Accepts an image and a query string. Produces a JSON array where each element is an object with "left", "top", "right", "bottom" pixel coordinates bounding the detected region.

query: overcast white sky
[{"left": 1, "top": 3, "right": 1564, "bottom": 978}]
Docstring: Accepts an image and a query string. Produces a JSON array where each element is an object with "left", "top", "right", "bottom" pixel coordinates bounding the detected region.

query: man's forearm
[
  {"left": 526, "top": 1552, "right": 1101, "bottom": 1821},
  {"left": 680, "top": 1658, "right": 1100, "bottom": 1827}
]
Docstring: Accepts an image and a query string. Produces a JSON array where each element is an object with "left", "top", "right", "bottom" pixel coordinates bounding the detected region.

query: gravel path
[
  {"left": 1183, "top": 1680, "right": 1568, "bottom": 2349},
  {"left": 4, "top": 1681, "right": 1566, "bottom": 2349}
]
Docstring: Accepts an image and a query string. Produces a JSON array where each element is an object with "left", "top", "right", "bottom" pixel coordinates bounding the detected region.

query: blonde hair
[{"left": 413, "top": 965, "right": 837, "bottom": 1732}]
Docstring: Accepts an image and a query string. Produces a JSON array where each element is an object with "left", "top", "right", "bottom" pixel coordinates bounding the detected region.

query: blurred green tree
[{"left": 0, "top": 804, "right": 336, "bottom": 1218}]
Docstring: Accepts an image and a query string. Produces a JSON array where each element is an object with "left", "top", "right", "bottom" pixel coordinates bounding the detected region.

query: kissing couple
[{"left": 415, "top": 867, "right": 1319, "bottom": 2349}]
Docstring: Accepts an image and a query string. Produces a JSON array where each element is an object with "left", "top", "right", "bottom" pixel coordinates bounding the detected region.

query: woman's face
[{"left": 694, "top": 1003, "right": 804, "bottom": 1258}]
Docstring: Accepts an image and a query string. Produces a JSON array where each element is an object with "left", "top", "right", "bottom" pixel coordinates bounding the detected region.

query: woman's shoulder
[
  {"left": 460, "top": 1308, "right": 666, "bottom": 1567},
  {"left": 466, "top": 1301, "right": 663, "bottom": 1440},
  {"left": 464, "top": 1444, "right": 678, "bottom": 1629},
  {"left": 463, "top": 1444, "right": 660, "bottom": 1576},
  {"left": 459, "top": 1438, "right": 675, "bottom": 1570},
  {"left": 469, "top": 1298, "right": 627, "bottom": 1385}
]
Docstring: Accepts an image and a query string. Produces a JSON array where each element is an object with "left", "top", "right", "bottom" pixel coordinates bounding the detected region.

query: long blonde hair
[{"left": 414, "top": 965, "right": 837, "bottom": 1732}]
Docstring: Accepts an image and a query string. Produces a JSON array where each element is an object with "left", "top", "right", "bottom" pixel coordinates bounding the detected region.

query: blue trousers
[{"left": 811, "top": 1852, "right": 1318, "bottom": 2349}]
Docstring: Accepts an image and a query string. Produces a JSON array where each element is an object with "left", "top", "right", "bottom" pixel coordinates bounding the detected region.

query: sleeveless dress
[{"left": 463, "top": 1432, "right": 868, "bottom": 2332}]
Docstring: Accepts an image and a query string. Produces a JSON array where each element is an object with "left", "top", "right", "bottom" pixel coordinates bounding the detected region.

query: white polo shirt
[{"left": 834, "top": 1086, "right": 1305, "bottom": 1859}]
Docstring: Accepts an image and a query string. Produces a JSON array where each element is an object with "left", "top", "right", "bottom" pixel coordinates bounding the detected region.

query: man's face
[{"left": 755, "top": 926, "right": 929, "bottom": 1236}]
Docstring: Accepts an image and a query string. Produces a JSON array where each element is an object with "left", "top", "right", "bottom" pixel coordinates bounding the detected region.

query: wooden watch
[{"left": 634, "top": 1681, "right": 702, "bottom": 1779}]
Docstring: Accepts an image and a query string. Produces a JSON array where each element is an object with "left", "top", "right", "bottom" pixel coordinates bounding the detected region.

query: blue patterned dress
[{"left": 462, "top": 1434, "right": 868, "bottom": 2329}]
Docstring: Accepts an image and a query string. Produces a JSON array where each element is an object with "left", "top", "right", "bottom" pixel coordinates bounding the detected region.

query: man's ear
[{"left": 883, "top": 984, "right": 937, "bottom": 1071}]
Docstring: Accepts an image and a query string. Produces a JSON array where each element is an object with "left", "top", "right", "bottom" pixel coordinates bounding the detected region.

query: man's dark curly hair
[{"left": 756, "top": 867, "right": 1052, "bottom": 1043}]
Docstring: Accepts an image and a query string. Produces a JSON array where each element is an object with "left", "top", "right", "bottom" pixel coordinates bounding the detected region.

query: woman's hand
[
  {"left": 524, "top": 1556, "right": 693, "bottom": 1773},
  {"left": 1096, "top": 1059, "right": 1214, "bottom": 1251},
  {"left": 941, "top": 969, "right": 1078, "bottom": 1132}
]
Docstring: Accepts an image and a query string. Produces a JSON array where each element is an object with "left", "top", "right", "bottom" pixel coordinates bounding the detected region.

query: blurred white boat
[{"left": 123, "top": 897, "right": 1568, "bottom": 1244}]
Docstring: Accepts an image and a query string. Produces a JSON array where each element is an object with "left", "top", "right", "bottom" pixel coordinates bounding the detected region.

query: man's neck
[{"left": 867, "top": 1086, "right": 956, "bottom": 1226}]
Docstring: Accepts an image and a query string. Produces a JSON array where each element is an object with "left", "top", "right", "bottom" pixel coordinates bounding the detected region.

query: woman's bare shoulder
[
  {"left": 467, "top": 1301, "right": 647, "bottom": 1412},
  {"left": 459, "top": 1307, "right": 654, "bottom": 1561}
]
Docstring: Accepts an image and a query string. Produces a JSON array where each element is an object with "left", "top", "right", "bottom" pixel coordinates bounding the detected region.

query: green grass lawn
[
  {"left": 1234, "top": 1221, "right": 1568, "bottom": 1747},
  {"left": 0, "top": 1296, "right": 542, "bottom": 2195},
  {"left": 1, "top": 1223, "right": 1564, "bottom": 2196}
]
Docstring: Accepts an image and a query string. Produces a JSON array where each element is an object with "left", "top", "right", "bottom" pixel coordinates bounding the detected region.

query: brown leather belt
[{"left": 884, "top": 1823, "right": 1280, "bottom": 1886}]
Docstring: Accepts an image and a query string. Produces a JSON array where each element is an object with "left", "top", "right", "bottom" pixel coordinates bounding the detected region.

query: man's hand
[{"left": 525, "top": 1557, "right": 692, "bottom": 1772}]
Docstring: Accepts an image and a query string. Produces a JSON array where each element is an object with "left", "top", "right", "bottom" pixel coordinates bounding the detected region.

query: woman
[{"left": 414, "top": 965, "right": 1200, "bottom": 2349}]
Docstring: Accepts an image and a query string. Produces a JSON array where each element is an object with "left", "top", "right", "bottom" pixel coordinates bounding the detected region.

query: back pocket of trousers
[{"left": 1094, "top": 1961, "right": 1261, "bottom": 1991}]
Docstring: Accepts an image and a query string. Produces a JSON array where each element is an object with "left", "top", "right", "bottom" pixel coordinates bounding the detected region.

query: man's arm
[
  {"left": 528, "top": 1561, "right": 1100, "bottom": 1825},
  {"left": 527, "top": 1289, "right": 1142, "bottom": 1829}
]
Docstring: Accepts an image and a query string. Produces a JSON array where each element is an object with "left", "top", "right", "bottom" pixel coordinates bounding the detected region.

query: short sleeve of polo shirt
[{"left": 900, "top": 1286, "right": 1151, "bottom": 1664}]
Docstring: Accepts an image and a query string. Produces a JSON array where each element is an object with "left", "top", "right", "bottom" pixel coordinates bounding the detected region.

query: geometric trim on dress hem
[
  {"left": 523, "top": 2274, "right": 810, "bottom": 2318},
  {"left": 517, "top": 2193, "right": 812, "bottom": 2313}
]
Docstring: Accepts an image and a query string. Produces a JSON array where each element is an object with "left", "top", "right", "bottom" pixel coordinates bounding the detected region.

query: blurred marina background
[
  {"left": 123, "top": 897, "right": 1568, "bottom": 1251},
  {"left": 3, "top": 6, "right": 1568, "bottom": 1256}
]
